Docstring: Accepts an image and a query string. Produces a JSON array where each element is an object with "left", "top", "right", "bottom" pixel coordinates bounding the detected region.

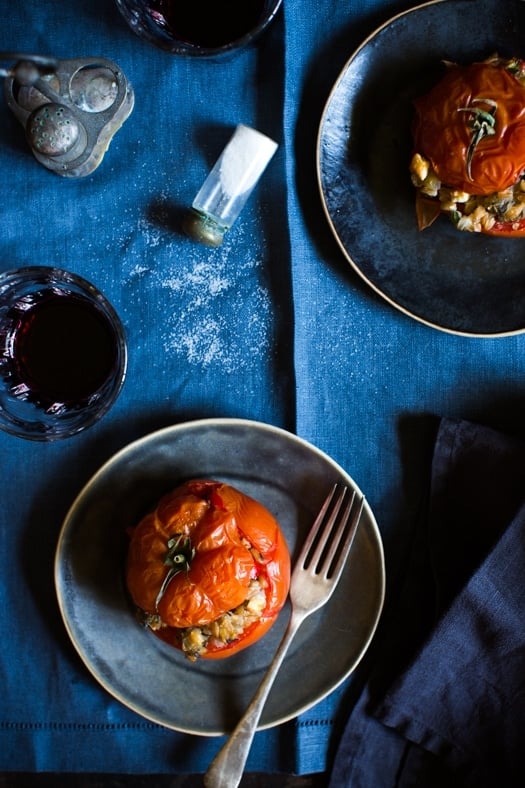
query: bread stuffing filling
[
  {"left": 410, "top": 153, "right": 525, "bottom": 233},
  {"left": 138, "top": 577, "right": 268, "bottom": 661}
]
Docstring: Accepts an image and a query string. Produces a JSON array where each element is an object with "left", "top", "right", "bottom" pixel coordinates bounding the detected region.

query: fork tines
[{"left": 300, "top": 483, "right": 364, "bottom": 580}]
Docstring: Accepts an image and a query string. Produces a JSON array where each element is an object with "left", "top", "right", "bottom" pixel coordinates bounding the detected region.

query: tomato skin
[
  {"left": 413, "top": 62, "right": 525, "bottom": 195},
  {"left": 483, "top": 218, "right": 525, "bottom": 237},
  {"left": 126, "top": 479, "right": 291, "bottom": 659}
]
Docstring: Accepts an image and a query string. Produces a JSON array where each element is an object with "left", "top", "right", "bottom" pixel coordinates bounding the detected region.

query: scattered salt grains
[
  {"left": 128, "top": 263, "right": 151, "bottom": 278},
  {"left": 113, "top": 196, "right": 273, "bottom": 373},
  {"left": 137, "top": 217, "right": 163, "bottom": 248},
  {"left": 162, "top": 260, "right": 230, "bottom": 297},
  {"left": 160, "top": 250, "right": 272, "bottom": 373}
]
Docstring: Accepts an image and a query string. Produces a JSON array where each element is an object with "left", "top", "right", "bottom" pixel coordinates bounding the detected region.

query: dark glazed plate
[
  {"left": 55, "top": 418, "right": 385, "bottom": 734},
  {"left": 318, "top": 0, "right": 525, "bottom": 336}
]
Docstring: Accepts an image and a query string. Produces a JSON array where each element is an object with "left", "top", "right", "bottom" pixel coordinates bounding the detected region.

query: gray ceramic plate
[
  {"left": 318, "top": 0, "right": 525, "bottom": 336},
  {"left": 55, "top": 418, "right": 385, "bottom": 735}
]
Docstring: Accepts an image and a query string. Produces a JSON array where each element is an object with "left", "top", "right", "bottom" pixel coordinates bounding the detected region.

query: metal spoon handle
[{"left": 203, "top": 612, "right": 302, "bottom": 788}]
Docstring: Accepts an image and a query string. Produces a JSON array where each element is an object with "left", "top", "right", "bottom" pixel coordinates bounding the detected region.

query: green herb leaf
[
  {"left": 155, "top": 534, "right": 195, "bottom": 610},
  {"left": 457, "top": 97, "right": 498, "bottom": 180}
]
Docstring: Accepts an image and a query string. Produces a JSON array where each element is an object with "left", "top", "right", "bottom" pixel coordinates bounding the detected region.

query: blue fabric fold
[{"left": 329, "top": 418, "right": 525, "bottom": 786}]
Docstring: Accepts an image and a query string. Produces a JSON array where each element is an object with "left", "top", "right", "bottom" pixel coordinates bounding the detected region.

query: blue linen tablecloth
[{"left": 2, "top": 0, "right": 525, "bottom": 779}]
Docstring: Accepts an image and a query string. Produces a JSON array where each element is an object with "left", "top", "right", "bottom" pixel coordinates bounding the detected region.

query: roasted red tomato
[
  {"left": 410, "top": 56, "right": 525, "bottom": 235},
  {"left": 126, "top": 479, "right": 290, "bottom": 660}
]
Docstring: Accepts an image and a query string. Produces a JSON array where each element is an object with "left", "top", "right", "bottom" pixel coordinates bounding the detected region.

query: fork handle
[{"left": 203, "top": 611, "right": 303, "bottom": 788}]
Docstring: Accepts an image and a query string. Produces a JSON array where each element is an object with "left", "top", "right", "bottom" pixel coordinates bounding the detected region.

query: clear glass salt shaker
[{"left": 184, "top": 124, "right": 278, "bottom": 247}]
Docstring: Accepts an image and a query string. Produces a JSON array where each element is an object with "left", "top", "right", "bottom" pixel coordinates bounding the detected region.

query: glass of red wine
[
  {"left": 114, "top": 0, "right": 282, "bottom": 59},
  {"left": 0, "top": 267, "right": 127, "bottom": 440}
]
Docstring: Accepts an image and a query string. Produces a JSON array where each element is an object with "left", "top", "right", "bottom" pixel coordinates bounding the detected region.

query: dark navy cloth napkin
[{"left": 329, "top": 417, "right": 525, "bottom": 787}]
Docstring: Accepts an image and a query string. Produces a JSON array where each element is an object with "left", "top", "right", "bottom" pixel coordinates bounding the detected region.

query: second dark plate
[{"left": 318, "top": 0, "right": 525, "bottom": 336}]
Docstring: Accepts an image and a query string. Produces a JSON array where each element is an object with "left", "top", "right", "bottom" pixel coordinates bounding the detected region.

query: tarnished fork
[{"left": 204, "top": 483, "right": 365, "bottom": 788}]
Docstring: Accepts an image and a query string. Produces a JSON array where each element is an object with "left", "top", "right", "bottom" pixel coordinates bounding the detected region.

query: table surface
[{"left": 3, "top": 0, "right": 525, "bottom": 782}]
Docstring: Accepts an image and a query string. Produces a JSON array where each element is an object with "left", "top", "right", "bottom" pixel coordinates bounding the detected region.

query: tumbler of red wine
[
  {"left": 114, "top": 0, "right": 282, "bottom": 58},
  {"left": 0, "top": 267, "right": 127, "bottom": 440}
]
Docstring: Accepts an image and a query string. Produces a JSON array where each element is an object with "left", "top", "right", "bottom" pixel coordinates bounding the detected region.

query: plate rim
[
  {"left": 54, "top": 417, "right": 386, "bottom": 734},
  {"left": 316, "top": 0, "right": 525, "bottom": 339}
]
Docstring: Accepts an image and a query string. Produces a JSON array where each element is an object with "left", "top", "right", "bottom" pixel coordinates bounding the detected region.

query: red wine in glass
[
  {"left": 6, "top": 290, "right": 119, "bottom": 411},
  {"left": 148, "top": 0, "right": 267, "bottom": 47},
  {"left": 0, "top": 267, "right": 126, "bottom": 440}
]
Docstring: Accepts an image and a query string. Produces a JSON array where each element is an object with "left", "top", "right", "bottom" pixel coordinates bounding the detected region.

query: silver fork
[{"left": 203, "top": 482, "right": 365, "bottom": 788}]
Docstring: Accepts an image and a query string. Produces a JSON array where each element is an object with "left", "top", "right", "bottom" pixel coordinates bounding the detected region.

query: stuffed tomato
[
  {"left": 410, "top": 55, "right": 525, "bottom": 235},
  {"left": 126, "top": 479, "right": 290, "bottom": 661}
]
